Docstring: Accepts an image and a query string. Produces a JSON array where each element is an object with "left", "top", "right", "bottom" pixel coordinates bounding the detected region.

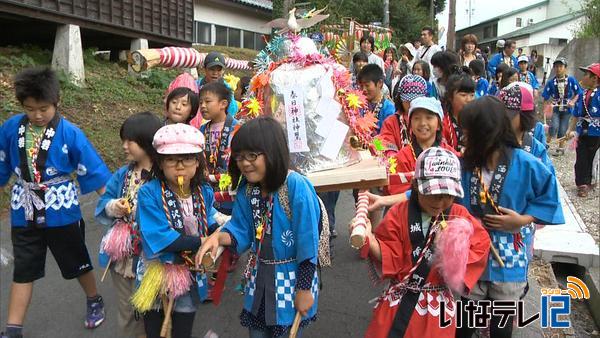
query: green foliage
[
  {"left": 576, "top": 0, "right": 600, "bottom": 38},
  {"left": 305, "top": 0, "right": 436, "bottom": 46}
]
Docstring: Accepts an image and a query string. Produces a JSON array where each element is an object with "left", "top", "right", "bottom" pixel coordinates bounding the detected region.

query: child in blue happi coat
[
  {"left": 542, "top": 57, "right": 582, "bottom": 155},
  {"left": 455, "top": 96, "right": 564, "bottom": 338},
  {"left": 357, "top": 64, "right": 395, "bottom": 134},
  {"left": 199, "top": 81, "right": 240, "bottom": 215},
  {"left": 469, "top": 59, "right": 489, "bottom": 98},
  {"left": 499, "top": 83, "right": 554, "bottom": 174},
  {"left": 135, "top": 123, "right": 220, "bottom": 338},
  {"left": 196, "top": 117, "right": 322, "bottom": 337},
  {"left": 517, "top": 55, "right": 540, "bottom": 97},
  {"left": 570, "top": 63, "right": 600, "bottom": 197},
  {"left": 95, "top": 111, "right": 162, "bottom": 338},
  {"left": 0, "top": 67, "right": 112, "bottom": 337}
]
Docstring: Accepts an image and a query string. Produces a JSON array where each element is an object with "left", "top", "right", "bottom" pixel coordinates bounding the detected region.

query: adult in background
[
  {"left": 528, "top": 50, "right": 539, "bottom": 76},
  {"left": 399, "top": 42, "right": 417, "bottom": 76},
  {"left": 359, "top": 35, "right": 385, "bottom": 71},
  {"left": 459, "top": 34, "right": 481, "bottom": 67},
  {"left": 430, "top": 50, "right": 461, "bottom": 100},
  {"left": 487, "top": 39, "right": 518, "bottom": 79},
  {"left": 416, "top": 26, "right": 442, "bottom": 69}
]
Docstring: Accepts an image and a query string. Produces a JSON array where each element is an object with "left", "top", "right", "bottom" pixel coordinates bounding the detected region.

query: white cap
[
  {"left": 408, "top": 96, "right": 444, "bottom": 121},
  {"left": 517, "top": 55, "right": 529, "bottom": 63}
]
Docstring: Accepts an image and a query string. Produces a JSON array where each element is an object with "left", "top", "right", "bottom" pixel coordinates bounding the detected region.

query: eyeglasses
[
  {"left": 163, "top": 156, "right": 198, "bottom": 167},
  {"left": 233, "top": 152, "right": 262, "bottom": 162}
]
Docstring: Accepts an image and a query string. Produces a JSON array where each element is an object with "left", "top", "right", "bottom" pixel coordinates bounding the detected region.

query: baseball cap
[
  {"left": 414, "top": 147, "right": 463, "bottom": 198},
  {"left": 499, "top": 82, "right": 535, "bottom": 112},
  {"left": 204, "top": 51, "right": 226, "bottom": 69},
  {"left": 408, "top": 96, "right": 444, "bottom": 121},
  {"left": 553, "top": 57, "right": 568, "bottom": 66},
  {"left": 579, "top": 63, "right": 600, "bottom": 78},
  {"left": 517, "top": 55, "right": 529, "bottom": 63},
  {"left": 153, "top": 123, "right": 205, "bottom": 154},
  {"left": 395, "top": 75, "right": 428, "bottom": 102},
  {"left": 496, "top": 39, "right": 505, "bottom": 48}
]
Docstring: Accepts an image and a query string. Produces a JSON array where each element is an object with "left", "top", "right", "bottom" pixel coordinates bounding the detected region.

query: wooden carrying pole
[
  {"left": 289, "top": 311, "right": 302, "bottom": 338},
  {"left": 350, "top": 191, "right": 369, "bottom": 249},
  {"left": 160, "top": 296, "right": 175, "bottom": 338}
]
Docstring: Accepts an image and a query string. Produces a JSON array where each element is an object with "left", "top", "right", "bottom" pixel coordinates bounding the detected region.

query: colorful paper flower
[
  {"left": 388, "top": 157, "right": 397, "bottom": 174},
  {"left": 246, "top": 98, "right": 262, "bottom": 117},
  {"left": 218, "top": 173, "right": 232, "bottom": 191}
]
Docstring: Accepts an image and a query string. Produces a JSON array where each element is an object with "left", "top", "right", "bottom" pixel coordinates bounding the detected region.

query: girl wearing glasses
[
  {"left": 196, "top": 117, "right": 322, "bottom": 337},
  {"left": 135, "top": 123, "right": 220, "bottom": 338}
]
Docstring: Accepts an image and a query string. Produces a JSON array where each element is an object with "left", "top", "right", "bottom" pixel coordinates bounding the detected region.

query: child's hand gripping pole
[
  {"left": 289, "top": 311, "right": 302, "bottom": 338},
  {"left": 350, "top": 191, "right": 370, "bottom": 249}
]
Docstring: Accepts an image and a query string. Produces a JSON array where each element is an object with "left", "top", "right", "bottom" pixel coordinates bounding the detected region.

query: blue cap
[{"left": 408, "top": 96, "right": 444, "bottom": 121}]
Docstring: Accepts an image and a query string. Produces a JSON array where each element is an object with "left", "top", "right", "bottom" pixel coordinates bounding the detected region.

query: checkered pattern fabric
[
  {"left": 276, "top": 271, "right": 296, "bottom": 309},
  {"left": 491, "top": 232, "right": 528, "bottom": 269},
  {"left": 310, "top": 271, "right": 319, "bottom": 298},
  {"left": 414, "top": 147, "right": 463, "bottom": 198},
  {"left": 396, "top": 75, "right": 428, "bottom": 103},
  {"left": 246, "top": 267, "right": 258, "bottom": 297}
]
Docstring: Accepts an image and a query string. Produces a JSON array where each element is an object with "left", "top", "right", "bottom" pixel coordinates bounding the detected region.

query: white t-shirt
[{"left": 416, "top": 44, "right": 442, "bottom": 66}]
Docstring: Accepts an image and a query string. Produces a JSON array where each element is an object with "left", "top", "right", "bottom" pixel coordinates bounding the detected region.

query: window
[
  {"left": 243, "top": 31, "right": 255, "bottom": 49},
  {"left": 527, "top": 18, "right": 534, "bottom": 26},
  {"left": 516, "top": 17, "right": 522, "bottom": 27},
  {"left": 256, "top": 34, "right": 267, "bottom": 50},
  {"left": 194, "top": 21, "right": 211, "bottom": 44},
  {"left": 215, "top": 25, "right": 228, "bottom": 46},
  {"left": 229, "top": 28, "right": 241, "bottom": 48},
  {"left": 484, "top": 26, "right": 492, "bottom": 39}
]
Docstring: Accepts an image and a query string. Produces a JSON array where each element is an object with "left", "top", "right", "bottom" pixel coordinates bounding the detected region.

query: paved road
[{"left": 0, "top": 190, "right": 545, "bottom": 337}]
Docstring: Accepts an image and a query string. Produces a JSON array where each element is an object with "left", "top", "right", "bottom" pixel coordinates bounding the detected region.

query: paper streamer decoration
[
  {"left": 128, "top": 47, "right": 252, "bottom": 72},
  {"left": 350, "top": 191, "right": 369, "bottom": 249}
]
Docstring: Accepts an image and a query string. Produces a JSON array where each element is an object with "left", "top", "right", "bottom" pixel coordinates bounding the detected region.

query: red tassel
[
  {"left": 210, "top": 249, "right": 231, "bottom": 306},
  {"left": 513, "top": 233, "right": 524, "bottom": 252}
]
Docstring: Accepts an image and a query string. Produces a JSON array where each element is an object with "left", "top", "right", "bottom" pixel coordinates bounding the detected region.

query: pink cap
[
  {"left": 499, "top": 82, "right": 535, "bottom": 112},
  {"left": 166, "top": 73, "right": 198, "bottom": 96},
  {"left": 153, "top": 123, "right": 205, "bottom": 154}
]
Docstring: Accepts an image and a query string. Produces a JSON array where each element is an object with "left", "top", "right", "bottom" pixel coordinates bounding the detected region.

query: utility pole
[
  {"left": 447, "top": 0, "right": 456, "bottom": 51},
  {"left": 430, "top": 0, "right": 435, "bottom": 27},
  {"left": 383, "top": 0, "right": 390, "bottom": 28}
]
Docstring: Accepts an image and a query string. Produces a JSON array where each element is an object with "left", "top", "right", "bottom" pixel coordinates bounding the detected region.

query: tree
[
  {"left": 576, "top": 0, "right": 600, "bottom": 38},
  {"left": 307, "top": 0, "right": 435, "bottom": 46}
]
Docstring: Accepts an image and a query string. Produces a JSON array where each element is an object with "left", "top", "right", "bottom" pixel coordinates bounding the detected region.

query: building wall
[
  {"left": 545, "top": 0, "right": 583, "bottom": 19},
  {"left": 528, "top": 16, "right": 583, "bottom": 46},
  {"left": 497, "top": 5, "right": 547, "bottom": 36},
  {"left": 193, "top": 0, "right": 270, "bottom": 49}
]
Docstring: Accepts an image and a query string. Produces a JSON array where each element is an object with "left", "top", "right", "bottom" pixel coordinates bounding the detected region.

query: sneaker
[
  {"left": 577, "top": 185, "right": 588, "bottom": 198},
  {"left": 85, "top": 295, "right": 105, "bottom": 329}
]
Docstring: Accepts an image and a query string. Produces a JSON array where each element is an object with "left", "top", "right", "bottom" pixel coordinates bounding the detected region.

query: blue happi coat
[
  {"left": 574, "top": 86, "right": 600, "bottom": 137},
  {"left": 459, "top": 149, "right": 564, "bottom": 283},
  {"left": 136, "top": 179, "right": 218, "bottom": 304},
  {"left": 542, "top": 75, "right": 583, "bottom": 115},
  {"left": 222, "top": 171, "right": 320, "bottom": 326},
  {"left": 0, "top": 114, "right": 110, "bottom": 227},
  {"left": 95, "top": 165, "right": 144, "bottom": 268},
  {"left": 532, "top": 121, "right": 547, "bottom": 147}
]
